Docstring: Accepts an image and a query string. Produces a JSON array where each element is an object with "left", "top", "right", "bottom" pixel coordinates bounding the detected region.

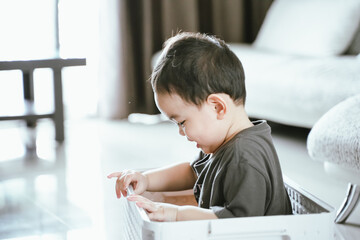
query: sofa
[
  {"left": 152, "top": 0, "right": 360, "bottom": 129},
  {"left": 307, "top": 94, "right": 360, "bottom": 224},
  {"left": 228, "top": 0, "right": 360, "bottom": 129}
]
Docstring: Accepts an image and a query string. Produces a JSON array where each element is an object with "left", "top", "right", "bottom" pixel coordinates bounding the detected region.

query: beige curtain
[{"left": 98, "top": 0, "right": 272, "bottom": 119}]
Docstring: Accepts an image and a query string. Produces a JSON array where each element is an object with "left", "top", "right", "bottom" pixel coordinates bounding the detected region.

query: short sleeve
[{"left": 211, "top": 161, "right": 268, "bottom": 218}]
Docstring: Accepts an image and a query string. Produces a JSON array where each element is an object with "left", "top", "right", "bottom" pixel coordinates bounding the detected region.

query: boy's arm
[
  {"left": 144, "top": 162, "right": 197, "bottom": 192},
  {"left": 128, "top": 194, "right": 217, "bottom": 221},
  {"left": 176, "top": 205, "right": 218, "bottom": 221},
  {"left": 107, "top": 161, "right": 197, "bottom": 198}
]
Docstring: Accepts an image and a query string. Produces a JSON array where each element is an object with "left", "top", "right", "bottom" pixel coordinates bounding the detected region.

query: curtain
[{"left": 98, "top": 0, "right": 272, "bottom": 119}]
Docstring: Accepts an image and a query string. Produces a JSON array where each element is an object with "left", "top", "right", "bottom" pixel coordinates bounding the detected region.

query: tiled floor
[{"left": 0, "top": 117, "right": 359, "bottom": 239}]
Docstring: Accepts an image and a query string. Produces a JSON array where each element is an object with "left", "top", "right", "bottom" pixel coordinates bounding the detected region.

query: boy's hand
[
  {"left": 127, "top": 195, "right": 178, "bottom": 222},
  {"left": 107, "top": 170, "right": 148, "bottom": 198}
]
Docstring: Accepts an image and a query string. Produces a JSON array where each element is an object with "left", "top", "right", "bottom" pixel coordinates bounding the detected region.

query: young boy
[{"left": 108, "top": 32, "right": 292, "bottom": 222}]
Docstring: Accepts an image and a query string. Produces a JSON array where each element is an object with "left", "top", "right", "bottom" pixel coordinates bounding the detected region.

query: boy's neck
[{"left": 224, "top": 104, "right": 254, "bottom": 144}]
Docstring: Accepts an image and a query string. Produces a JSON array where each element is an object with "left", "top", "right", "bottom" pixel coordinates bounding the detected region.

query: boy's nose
[{"left": 178, "top": 126, "right": 186, "bottom": 136}]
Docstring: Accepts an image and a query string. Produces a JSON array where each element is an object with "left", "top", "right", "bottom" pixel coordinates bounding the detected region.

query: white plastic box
[{"left": 121, "top": 176, "right": 335, "bottom": 240}]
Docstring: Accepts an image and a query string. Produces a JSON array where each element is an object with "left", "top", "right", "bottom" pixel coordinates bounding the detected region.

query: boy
[{"left": 108, "top": 32, "right": 292, "bottom": 222}]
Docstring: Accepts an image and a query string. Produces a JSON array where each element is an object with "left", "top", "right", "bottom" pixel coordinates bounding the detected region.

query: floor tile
[{"left": 0, "top": 118, "right": 359, "bottom": 240}]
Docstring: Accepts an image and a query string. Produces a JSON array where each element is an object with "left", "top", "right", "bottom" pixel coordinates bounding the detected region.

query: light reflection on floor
[
  {"left": 0, "top": 118, "right": 359, "bottom": 240},
  {"left": 0, "top": 118, "right": 197, "bottom": 240},
  {"left": 0, "top": 121, "right": 104, "bottom": 240}
]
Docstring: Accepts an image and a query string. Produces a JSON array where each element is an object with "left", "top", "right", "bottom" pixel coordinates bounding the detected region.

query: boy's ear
[{"left": 207, "top": 94, "right": 227, "bottom": 120}]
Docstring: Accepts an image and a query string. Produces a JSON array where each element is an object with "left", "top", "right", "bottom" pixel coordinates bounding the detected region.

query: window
[
  {"left": 0, "top": 0, "right": 57, "bottom": 60},
  {"left": 0, "top": 0, "right": 98, "bottom": 119}
]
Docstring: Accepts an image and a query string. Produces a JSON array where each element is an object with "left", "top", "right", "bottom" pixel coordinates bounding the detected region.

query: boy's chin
[
  {"left": 200, "top": 148, "right": 212, "bottom": 154},
  {"left": 197, "top": 143, "right": 215, "bottom": 154}
]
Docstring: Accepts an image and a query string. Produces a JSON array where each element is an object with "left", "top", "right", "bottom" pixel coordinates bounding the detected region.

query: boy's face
[{"left": 155, "top": 92, "right": 228, "bottom": 154}]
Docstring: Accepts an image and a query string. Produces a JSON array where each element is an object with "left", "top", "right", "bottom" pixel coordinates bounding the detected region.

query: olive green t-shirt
[{"left": 191, "top": 120, "right": 292, "bottom": 218}]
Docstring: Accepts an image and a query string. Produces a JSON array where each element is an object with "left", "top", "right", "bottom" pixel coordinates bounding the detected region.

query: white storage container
[{"left": 121, "top": 176, "right": 335, "bottom": 240}]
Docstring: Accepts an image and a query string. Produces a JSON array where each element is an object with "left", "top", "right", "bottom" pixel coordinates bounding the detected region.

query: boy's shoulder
[
  {"left": 215, "top": 120, "right": 275, "bottom": 169},
  {"left": 221, "top": 120, "right": 272, "bottom": 154}
]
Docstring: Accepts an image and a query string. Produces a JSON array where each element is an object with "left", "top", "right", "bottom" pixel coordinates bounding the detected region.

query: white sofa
[
  {"left": 152, "top": 0, "right": 360, "bottom": 129},
  {"left": 230, "top": 43, "right": 360, "bottom": 128},
  {"left": 228, "top": 0, "right": 360, "bottom": 128}
]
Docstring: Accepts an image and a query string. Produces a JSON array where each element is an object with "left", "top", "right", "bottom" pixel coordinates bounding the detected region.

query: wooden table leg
[
  {"left": 53, "top": 68, "right": 64, "bottom": 142},
  {"left": 22, "top": 69, "right": 36, "bottom": 128}
]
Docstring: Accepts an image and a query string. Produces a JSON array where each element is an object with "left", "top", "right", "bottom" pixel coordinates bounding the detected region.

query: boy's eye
[{"left": 178, "top": 120, "right": 186, "bottom": 127}]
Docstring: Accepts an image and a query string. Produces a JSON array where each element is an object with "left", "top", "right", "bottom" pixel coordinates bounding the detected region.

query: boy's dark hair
[{"left": 151, "top": 32, "right": 246, "bottom": 106}]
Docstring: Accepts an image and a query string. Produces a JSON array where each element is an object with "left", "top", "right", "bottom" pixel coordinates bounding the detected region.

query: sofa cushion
[
  {"left": 229, "top": 43, "right": 360, "bottom": 128},
  {"left": 307, "top": 94, "right": 360, "bottom": 171},
  {"left": 253, "top": 0, "right": 360, "bottom": 57}
]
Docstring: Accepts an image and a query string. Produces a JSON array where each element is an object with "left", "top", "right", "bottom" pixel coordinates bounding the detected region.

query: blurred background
[{"left": 0, "top": 0, "right": 359, "bottom": 239}]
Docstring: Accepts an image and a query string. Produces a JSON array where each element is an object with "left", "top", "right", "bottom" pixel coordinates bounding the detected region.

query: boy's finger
[
  {"left": 121, "top": 189, "right": 128, "bottom": 197},
  {"left": 123, "top": 174, "right": 132, "bottom": 190},
  {"left": 115, "top": 182, "right": 121, "bottom": 198},
  {"left": 107, "top": 172, "right": 122, "bottom": 178},
  {"left": 116, "top": 179, "right": 127, "bottom": 198},
  {"left": 127, "top": 194, "right": 146, "bottom": 202},
  {"left": 136, "top": 201, "right": 157, "bottom": 212},
  {"left": 116, "top": 175, "right": 127, "bottom": 196},
  {"left": 128, "top": 195, "right": 157, "bottom": 212},
  {"left": 147, "top": 212, "right": 163, "bottom": 222}
]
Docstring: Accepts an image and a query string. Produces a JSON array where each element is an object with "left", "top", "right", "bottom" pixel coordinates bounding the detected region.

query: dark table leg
[
  {"left": 22, "top": 69, "right": 36, "bottom": 127},
  {"left": 53, "top": 68, "right": 65, "bottom": 142}
]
